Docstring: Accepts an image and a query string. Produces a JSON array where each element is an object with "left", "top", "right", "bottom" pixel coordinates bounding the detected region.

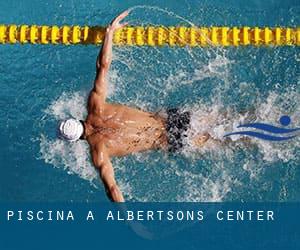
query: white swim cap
[{"left": 58, "top": 118, "right": 84, "bottom": 142}]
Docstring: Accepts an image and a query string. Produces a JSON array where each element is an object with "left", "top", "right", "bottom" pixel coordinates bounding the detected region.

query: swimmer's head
[{"left": 57, "top": 118, "right": 84, "bottom": 142}]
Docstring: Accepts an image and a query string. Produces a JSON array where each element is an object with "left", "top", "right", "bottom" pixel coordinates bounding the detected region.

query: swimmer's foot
[{"left": 193, "top": 133, "right": 210, "bottom": 147}]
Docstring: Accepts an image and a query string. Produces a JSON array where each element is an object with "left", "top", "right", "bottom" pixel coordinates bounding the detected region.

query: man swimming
[{"left": 58, "top": 11, "right": 210, "bottom": 202}]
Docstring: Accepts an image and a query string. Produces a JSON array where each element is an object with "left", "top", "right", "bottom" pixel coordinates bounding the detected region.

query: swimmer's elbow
[
  {"left": 96, "top": 57, "right": 110, "bottom": 72},
  {"left": 100, "top": 58, "right": 111, "bottom": 70},
  {"left": 92, "top": 156, "right": 104, "bottom": 169}
]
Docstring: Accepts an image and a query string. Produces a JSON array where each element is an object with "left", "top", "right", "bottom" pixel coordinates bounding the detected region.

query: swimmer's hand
[{"left": 107, "top": 10, "right": 129, "bottom": 33}]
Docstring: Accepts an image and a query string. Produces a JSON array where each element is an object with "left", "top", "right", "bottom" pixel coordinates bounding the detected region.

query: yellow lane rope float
[{"left": 0, "top": 24, "right": 299, "bottom": 46}]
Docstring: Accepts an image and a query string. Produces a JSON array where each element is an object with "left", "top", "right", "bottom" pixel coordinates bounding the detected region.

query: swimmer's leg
[
  {"left": 190, "top": 115, "right": 216, "bottom": 147},
  {"left": 189, "top": 108, "right": 259, "bottom": 148},
  {"left": 192, "top": 133, "right": 254, "bottom": 148},
  {"left": 192, "top": 132, "right": 211, "bottom": 147}
]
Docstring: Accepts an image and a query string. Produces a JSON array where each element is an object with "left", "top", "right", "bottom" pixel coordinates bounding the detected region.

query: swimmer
[{"left": 58, "top": 11, "right": 210, "bottom": 202}]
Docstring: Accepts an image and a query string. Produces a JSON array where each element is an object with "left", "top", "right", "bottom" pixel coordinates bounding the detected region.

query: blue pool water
[{"left": 0, "top": 0, "right": 299, "bottom": 202}]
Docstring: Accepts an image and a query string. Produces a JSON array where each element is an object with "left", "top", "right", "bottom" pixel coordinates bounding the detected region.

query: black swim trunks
[{"left": 166, "top": 108, "right": 191, "bottom": 153}]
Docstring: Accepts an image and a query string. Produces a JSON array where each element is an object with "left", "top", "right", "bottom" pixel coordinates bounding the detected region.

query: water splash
[
  {"left": 39, "top": 89, "right": 300, "bottom": 202},
  {"left": 37, "top": 6, "right": 300, "bottom": 202},
  {"left": 39, "top": 134, "right": 98, "bottom": 184}
]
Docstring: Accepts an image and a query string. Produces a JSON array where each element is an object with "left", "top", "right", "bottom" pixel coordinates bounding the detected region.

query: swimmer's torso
[{"left": 85, "top": 92, "right": 167, "bottom": 156}]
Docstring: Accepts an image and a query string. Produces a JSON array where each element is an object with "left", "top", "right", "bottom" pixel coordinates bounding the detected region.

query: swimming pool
[{"left": 0, "top": 0, "right": 299, "bottom": 202}]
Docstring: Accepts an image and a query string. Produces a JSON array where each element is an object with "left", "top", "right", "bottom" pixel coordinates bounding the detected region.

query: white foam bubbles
[
  {"left": 45, "top": 91, "right": 87, "bottom": 120},
  {"left": 181, "top": 89, "right": 300, "bottom": 164},
  {"left": 252, "top": 90, "right": 300, "bottom": 162},
  {"left": 175, "top": 163, "right": 234, "bottom": 202},
  {"left": 37, "top": 6, "right": 299, "bottom": 202},
  {"left": 39, "top": 134, "right": 97, "bottom": 182},
  {"left": 39, "top": 92, "right": 98, "bottom": 184}
]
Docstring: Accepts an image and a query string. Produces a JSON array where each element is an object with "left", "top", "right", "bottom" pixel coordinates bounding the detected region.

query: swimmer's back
[{"left": 86, "top": 102, "right": 168, "bottom": 156}]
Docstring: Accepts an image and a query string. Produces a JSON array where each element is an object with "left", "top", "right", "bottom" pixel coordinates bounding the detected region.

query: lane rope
[{"left": 0, "top": 25, "right": 299, "bottom": 46}]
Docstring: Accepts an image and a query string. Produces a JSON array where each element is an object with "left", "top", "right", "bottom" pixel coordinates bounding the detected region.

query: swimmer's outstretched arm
[
  {"left": 93, "top": 11, "right": 129, "bottom": 101},
  {"left": 92, "top": 143, "right": 125, "bottom": 202}
]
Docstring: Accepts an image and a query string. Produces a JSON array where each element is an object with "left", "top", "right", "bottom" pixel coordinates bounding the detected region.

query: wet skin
[
  {"left": 79, "top": 11, "right": 162, "bottom": 203},
  {"left": 84, "top": 94, "right": 168, "bottom": 157},
  {"left": 80, "top": 11, "right": 209, "bottom": 202}
]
